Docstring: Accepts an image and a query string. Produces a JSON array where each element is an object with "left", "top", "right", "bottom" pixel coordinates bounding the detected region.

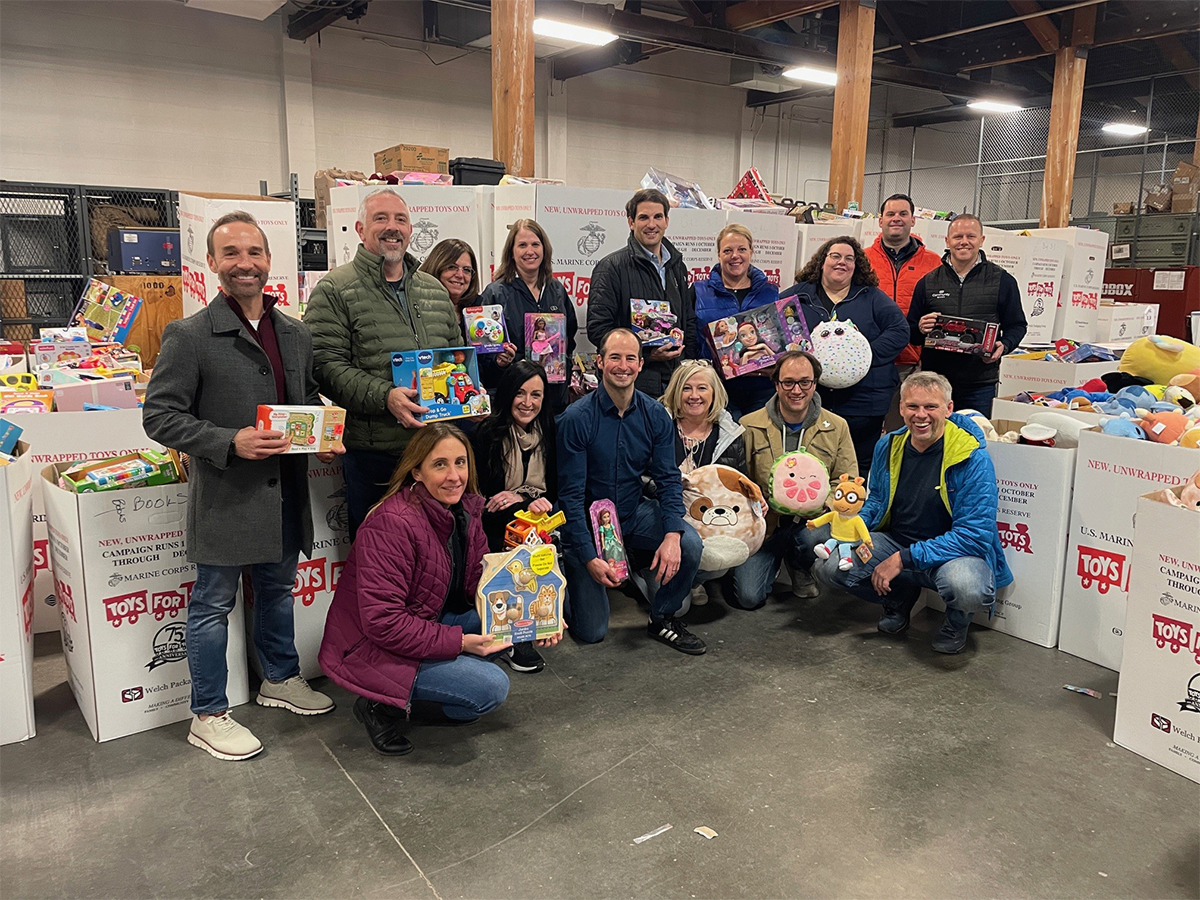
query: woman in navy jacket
[
  {"left": 780, "top": 235, "right": 909, "bottom": 477},
  {"left": 691, "top": 223, "right": 780, "bottom": 419}
]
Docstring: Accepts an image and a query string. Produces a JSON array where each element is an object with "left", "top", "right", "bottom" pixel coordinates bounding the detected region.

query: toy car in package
[
  {"left": 630, "top": 299, "right": 682, "bottom": 349},
  {"left": 391, "top": 347, "right": 491, "bottom": 421},
  {"left": 924, "top": 315, "right": 998, "bottom": 356},
  {"left": 706, "top": 298, "right": 813, "bottom": 378},
  {"left": 463, "top": 305, "right": 509, "bottom": 354}
]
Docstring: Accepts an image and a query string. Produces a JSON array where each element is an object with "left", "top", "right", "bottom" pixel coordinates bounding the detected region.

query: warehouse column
[
  {"left": 492, "top": 0, "right": 535, "bottom": 178},
  {"left": 827, "top": 0, "right": 875, "bottom": 212},
  {"left": 1040, "top": 7, "right": 1095, "bottom": 228}
]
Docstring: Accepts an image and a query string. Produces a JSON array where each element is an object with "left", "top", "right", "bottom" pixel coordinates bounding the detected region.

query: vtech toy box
[{"left": 391, "top": 347, "right": 491, "bottom": 421}]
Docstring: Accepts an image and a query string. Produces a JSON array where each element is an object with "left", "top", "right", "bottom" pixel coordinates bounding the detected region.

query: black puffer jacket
[{"left": 587, "top": 233, "right": 698, "bottom": 397}]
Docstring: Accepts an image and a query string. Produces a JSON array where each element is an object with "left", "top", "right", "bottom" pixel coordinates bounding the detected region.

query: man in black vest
[
  {"left": 906, "top": 214, "right": 1027, "bottom": 417},
  {"left": 587, "top": 188, "right": 698, "bottom": 397}
]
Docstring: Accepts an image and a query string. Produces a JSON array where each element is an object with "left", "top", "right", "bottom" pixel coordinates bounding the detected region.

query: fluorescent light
[
  {"left": 782, "top": 66, "right": 837, "bottom": 86},
  {"left": 532, "top": 18, "right": 617, "bottom": 46},
  {"left": 967, "top": 99, "right": 1024, "bottom": 114},
  {"left": 1102, "top": 122, "right": 1148, "bottom": 136}
]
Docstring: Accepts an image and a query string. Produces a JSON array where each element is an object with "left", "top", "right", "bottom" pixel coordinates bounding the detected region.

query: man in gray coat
[{"left": 144, "top": 212, "right": 340, "bottom": 761}]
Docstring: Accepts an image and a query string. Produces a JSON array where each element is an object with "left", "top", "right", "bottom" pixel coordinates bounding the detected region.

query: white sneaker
[
  {"left": 188, "top": 712, "right": 263, "bottom": 761},
  {"left": 788, "top": 564, "right": 821, "bottom": 599},
  {"left": 689, "top": 585, "right": 709, "bottom": 607},
  {"left": 256, "top": 675, "right": 335, "bottom": 716}
]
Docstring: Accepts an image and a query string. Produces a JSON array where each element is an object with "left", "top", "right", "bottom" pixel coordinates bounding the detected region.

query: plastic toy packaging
[
  {"left": 255, "top": 404, "right": 347, "bottom": 453},
  {"left": 69, "top": 278, "right": 143, "bottom": 344},
  {"left": 0, "top": 390, "right": 54, "bottom": 414},
  {"left": 476, "top": 543, "right": 566, "bottom": 643},
  {"left": 570, "top": 352, "right": 598, "bottom": 395},
  {"left": 924, "top": 315, "right": 998, "bottom": 356},
  {"left": 640, "top": 167, "right": 715, "bottom": 209},
  {"left": 589, "top": 499, "right": 629, "bottom": 580},
  {"left": 391, "top": 346, "right": 492, "bottom": 420},
  {"left": 463, "top": 305, "right": 509, "bottom": 354},
  {"left": 630, "top": 299, "right": 682, "bottom": 349},
  {"left": 58, "top": 450, "right": 181, "bottom": 494},
  {"left": 525, "top": 313, "right": 567, "bottom": 383},
  {"left": 706, "top": 298, "right": 812, "bottom": 379}
]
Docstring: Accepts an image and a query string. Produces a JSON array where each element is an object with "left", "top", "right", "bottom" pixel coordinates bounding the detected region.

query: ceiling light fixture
[
  {"left": 1102, "top": 122, "right": 1149, "bottom": 136},
  {"left": 532, "top": 18, "right": 618, "bottom": 46},
  {"left": 967, "top": 100, "right": 1024, "bottom": 114},
  {"left": 781, "top": 66, "right": 838, "bottom": 86}
]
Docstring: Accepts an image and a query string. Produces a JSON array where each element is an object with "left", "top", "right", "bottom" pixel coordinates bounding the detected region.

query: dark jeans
[
  {"left": 343, "top": 447, "right": 402, "bottom": 539},
  {"left": 842, "top": 414, "right": 885, "bottom": 479},
  {"left": 951, "top": 382, "right": 998, "bottom": 418}
]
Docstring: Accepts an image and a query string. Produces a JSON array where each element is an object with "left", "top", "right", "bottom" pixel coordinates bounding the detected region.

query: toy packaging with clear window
[
  {"left": 706, "top": 297, "right": 813, "bottom": 379},
  {"left": 463, "top": 304, "right": 509, "bottom": 354},
  {"left": 525, "top": 313, "right": 567, "bottom": 383},
  {"left": 255, "top": 404, "right": 347, "bottom": 453},
  {"left": 630, "top": 299, "right": 682, "bottom": 349},
  {"left": 589, "top": 498, "right": 629, "bottom": 580},
  {"left": 391, "top": 346, "right": 492, "bottom": 420},
  {"left": 924, "top": 315, "right": 998, "bottom": 356}
]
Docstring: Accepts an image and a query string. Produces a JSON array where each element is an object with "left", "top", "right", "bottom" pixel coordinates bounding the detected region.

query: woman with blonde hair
[
  {"left": 319, "top": 422, "right": 560, "bottom": 755},
  {"left": 479, "top": 218, "right": 577, "bottom": 414},
  {"left": 691, "top": 222, "right": 780, "bottom": 419}
]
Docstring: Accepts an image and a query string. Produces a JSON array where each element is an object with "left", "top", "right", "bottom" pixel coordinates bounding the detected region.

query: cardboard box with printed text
[{"left": 0, "top": 442, "right": 36, "bottom": 744}]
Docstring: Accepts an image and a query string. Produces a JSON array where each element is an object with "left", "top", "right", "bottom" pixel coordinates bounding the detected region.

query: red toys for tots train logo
[
  {"left": 102, "top": 581, "right": 195, "bottom": 628},
  {"left": 1076, "top": 544, "right": 1128, "bottom": 593}
]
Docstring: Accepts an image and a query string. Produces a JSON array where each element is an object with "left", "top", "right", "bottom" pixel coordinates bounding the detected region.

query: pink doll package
[
  {"left": 706, "top": 298, "right": 812, "bottom": 379},
  {"left": 589, "top": 499, "right": 629, "bottom": 580},
  {"left": 525, "top": 312, "right": 567, "bottom": 383}
]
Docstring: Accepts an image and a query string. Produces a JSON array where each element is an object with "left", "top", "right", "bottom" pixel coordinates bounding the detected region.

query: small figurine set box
[
  {"left": 391, "top": 346, "right": 491, "bottom": 420},
  {"left": 525, "top": 313, "right": 567, "bottom": 383},
  {"left": 59, "top": 450, "right": 180, "bottom": 494},
  {"left": 255, "top": 404, "right": 347, "bottom": 453},
  {"left": 630, "top": 299, "right": 682, "bottom": 349},
  {"left": 924, "top": 315, "right": 998, "bottom": 356},
  {"left": 476, "top": 544, "right": 566, "bottom": 643},
  {"left": 463, "top": 304, "right": 509, "bottom": 354},
  {"left": 705, "top": 298, "right": 813, "bottom": 379}
]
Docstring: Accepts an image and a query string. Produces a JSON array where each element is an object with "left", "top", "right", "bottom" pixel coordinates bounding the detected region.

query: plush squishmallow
[
  {"left": 1117, "top": 335, "right": 1200, "bottom": 387},
  {"left": 768, "top": 450, "right": 830, "bottom": 516},
  {"left": 682, "top": 465, "right": 767, "bottom": 571},
  {"left": 810, "top": 319, "right": 872, "bottom": 389}
]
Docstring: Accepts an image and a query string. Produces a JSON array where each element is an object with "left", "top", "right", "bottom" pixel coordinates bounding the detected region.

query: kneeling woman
[{"left": 319, "top": 423, "right": 559, "bottom": 755}]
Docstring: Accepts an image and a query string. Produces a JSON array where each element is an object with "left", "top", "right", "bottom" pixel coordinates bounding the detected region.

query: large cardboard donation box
[
  {"left": 997, "top": 356, "right": 1119, "bottom": 397},
  {"left": 922, "top": 426, "right": 1077, "bottom": 648},
  {"left": 1058, "top": 431, "right": 1200, "bottom": 671},
  {"left": 1030, "top": 226, "right": 1110, "bottom": 343},
  {"left": 42, "top": 467, "right": 249, "bottom": 742},
  {"left": 982, "top": 229, "right": 1067, "bottom": 345},
  {"left": 1113, "top": 485, "right": 1200, "bottom": 784},
  {"left": 21, "top": 408, "right": 162, "bottom": 634},
  {"left": 0, "top": 442, "right": 37, "bottom": 744},
  {"left": 325, "top": 184, "right": 482, "bottom": 268},
  {"left": 179, "top": 192, "right": 299, "bottom": 319}
]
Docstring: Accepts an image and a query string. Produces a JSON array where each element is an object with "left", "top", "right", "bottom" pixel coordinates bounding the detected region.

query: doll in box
[{"left": 589, "top": 499, "right": 628, "bottom": 580}]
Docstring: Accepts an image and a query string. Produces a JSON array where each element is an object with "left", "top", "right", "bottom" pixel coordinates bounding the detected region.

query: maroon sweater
[{"left": 224, "top": 292, "right": 287, "bottom": 403}]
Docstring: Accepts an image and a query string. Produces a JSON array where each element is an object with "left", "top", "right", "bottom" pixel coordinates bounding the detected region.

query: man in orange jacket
[{"left": 865, "top": 193, "right": 941, "bottom": 430}]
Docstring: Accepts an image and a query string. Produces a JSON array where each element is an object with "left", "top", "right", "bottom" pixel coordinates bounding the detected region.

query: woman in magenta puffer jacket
[{"left": 320, "top": 422, "right": 558, "bottom": 755}]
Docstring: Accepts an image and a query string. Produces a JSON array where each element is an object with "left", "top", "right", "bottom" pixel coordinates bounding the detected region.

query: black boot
[{"left": 353, "top": 697, "right": 414, "bottom": 755}]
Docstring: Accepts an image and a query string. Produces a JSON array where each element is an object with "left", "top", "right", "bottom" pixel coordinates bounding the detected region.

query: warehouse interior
[{"left": 2, "top": 1, "right": 1200, "bottom": 898}]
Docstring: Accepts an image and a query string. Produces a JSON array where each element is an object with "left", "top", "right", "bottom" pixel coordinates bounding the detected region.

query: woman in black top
[{"left": 470, "top": 360, "right": 558, "bottom": 673}]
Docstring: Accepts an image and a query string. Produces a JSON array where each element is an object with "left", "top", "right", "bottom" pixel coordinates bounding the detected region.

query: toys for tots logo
[
  {"left": 146, "top": 622, "right": 187, "bottom": 671},
  {"left": 102, "top": 581, "right": 195, "bottom": 628},
  {"left": 1151, "top": 613, "right": 1200, "bottom": 664},
  {"left": 1077, "top": 544, "right": 1127, "bottom": 593}
]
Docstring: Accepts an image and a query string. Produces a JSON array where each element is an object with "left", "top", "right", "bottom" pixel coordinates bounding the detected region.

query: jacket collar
[
  {"left": 705, "top": 263, "right": 768, "bottom": 297},
  {"left": 407, "top": 482, "right": 484, "bottom": 541},
  {"left": 763, "top": 392, "right": 825, "bottom": 433},
  {"left": 884, "top": 414, "right": 981, "bottom": 470},
  {"left": 711, "top": 408, "right": 745, "bottom": 458},
  {"left": 207, "top": 291, "right": 282, "bottom": 335},
  {"left": 626, "top": 231, "right": 680, "bottom": 267},
  {"left": 353, "top": 244, "right": 420, "bottom": 293},
  {"left": 873, "top": 234, "right": 926, "bottom": 263},
  {"left": 939, "top": 248, "right": 989, "bottom": 280}
]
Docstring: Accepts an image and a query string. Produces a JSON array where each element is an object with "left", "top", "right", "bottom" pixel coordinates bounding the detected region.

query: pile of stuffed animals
[{"left": 1005, "top": 335, "right": 1200, "bottom": 448}]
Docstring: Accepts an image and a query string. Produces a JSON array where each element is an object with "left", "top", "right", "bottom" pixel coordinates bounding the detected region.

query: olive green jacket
[{"left": 304, "top": 246, "right": 463, "bottom": 454}]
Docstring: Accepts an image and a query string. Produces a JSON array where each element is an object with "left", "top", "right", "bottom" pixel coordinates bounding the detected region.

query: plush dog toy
[
  {"left": 682, "top": 464, "right": 767, "bottom": 571},
  {"left": 807, "top": 474, "right": 873, "bottom": 571}
]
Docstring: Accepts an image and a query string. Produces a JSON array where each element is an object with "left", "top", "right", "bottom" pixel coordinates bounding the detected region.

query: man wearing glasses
[{"left": 736, "top": 351, "right": 858, "bottom": 606}]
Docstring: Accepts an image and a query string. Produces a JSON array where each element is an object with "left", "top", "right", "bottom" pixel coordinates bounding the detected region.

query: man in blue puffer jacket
[{"left": 814, "top": 370, "right": 1012, "bottom": 654}]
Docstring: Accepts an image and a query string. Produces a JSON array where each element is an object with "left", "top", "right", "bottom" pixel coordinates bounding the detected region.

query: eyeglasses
[
  {"left": 778, "top": 378, "right": 815, "bottom": 392},
  {"left": 692, "top": 359, "right": 714, "bottom": 368},
  {"left": 443, "top": 264, "right": 475, "bottom": 278}
]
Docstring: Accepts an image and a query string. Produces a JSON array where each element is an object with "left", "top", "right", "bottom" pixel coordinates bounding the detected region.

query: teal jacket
[{"left": 304, "top": 246, "right": 462, "bottom": 454}]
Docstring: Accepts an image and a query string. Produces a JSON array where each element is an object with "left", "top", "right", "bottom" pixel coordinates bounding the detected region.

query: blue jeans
[
  {"left": 815, "top": 531, "right": 994, "bottom": 617},
  {"left": 188, "top": 491, "right": 303, "bottom": 715},
  {"left": 951, "top": 382, "right": 998, "bottom": 418},
  {"left": 343, "top": 447, "right": 402, "bottom": 539},
  {"left": 411, "top": 609, "right": 510, "bottom": 720},
  {"left": 562, "top": 498, "right": 703, "bottom": 643},
  {"left": 730, "top": 521, "right": 829, "bottom": 610}
]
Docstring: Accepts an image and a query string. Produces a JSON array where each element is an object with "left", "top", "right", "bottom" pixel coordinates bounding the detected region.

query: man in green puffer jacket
[{"left": 304, "top": 188, "right": 463, "bottom": 536}]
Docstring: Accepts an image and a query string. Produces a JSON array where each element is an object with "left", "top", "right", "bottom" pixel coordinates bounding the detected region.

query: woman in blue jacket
[
  {"left": 691, "top": 223, "right": 780, "bottom": 419},
  {"left": 780, "top": 236, "right": 909, "bottom": 477}
]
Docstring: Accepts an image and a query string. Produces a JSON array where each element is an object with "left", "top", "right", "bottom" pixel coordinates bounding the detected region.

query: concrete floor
[{"left": 3, "top": 586, "right": 1198, "bottom": 900}]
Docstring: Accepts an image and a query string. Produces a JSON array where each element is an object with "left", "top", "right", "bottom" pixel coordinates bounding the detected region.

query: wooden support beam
[
  {"left": 1008, "top": 0, "right": 1060, "bottom": 52},
  {"left": 725, "top": 0, "right": 837, "bottom": 31},
  {"left": 492, "top": 0, "right": 535, "bottom": 177},
  {"left": 827, "top": 0, "right": 874, "bottom": 212},
  {"left": 876, "top": 2, "right": 923, "bottom": 67},
  {"left": 1155, "top": 34, "right": 1200, "bottom": 90},
  {"left": 1040, "top": 9, "right": 1093, "bottom": 227},
  {"left": 678, "top": 0, "right": 709, "bottom": 26}
]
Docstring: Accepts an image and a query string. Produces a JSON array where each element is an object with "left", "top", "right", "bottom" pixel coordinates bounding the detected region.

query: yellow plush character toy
[
  {"left": 1117, "top": 335, "right": 1200, "bottom": 387},
  {"left": 808, "top": 474, "right": 873, "bottom": 571}
]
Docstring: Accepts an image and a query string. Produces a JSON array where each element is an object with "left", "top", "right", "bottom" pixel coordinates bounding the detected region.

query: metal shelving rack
[{"left": 259, "top": 172, "right": 327, "bottom": 271}]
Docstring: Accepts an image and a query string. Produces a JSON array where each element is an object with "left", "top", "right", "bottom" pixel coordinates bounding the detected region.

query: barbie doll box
[{"left": 705, "top": 297, "right": 813, "bottom": 379}]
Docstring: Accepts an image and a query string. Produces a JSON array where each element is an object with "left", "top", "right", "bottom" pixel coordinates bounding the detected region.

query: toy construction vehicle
[{"left": 504, "top": 508, "right": 566, "bottom": 548}]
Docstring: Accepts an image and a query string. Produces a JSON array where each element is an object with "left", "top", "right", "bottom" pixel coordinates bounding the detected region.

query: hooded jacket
[
  {"left": 691, "top": 264, "right": 780, "bottom": 362},
  {"left": 587, "top": 232, "right": 698, "bottom": 397},
  {"left": 862, "top": 412, "right": 1013, "bottom": 590},
  {"left": 778, "top": 280, "right": 911, "bottom": 418},
  {"left": 318, "top": 484, "right": 488, "bottom": 711},
  {"left": 865, "top": 235, "right": 941, "bottom": 367},
  {"left": 741, "top": 393, "right": 858, "bottom": 535}
]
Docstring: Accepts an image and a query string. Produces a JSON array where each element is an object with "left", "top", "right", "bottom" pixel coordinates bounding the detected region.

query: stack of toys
[
  {"left": 477, "top": 510, "right": 566, "bottom": 642},
  {"left": 58, "top": 450, "right": 181, "bottom": 494}
]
